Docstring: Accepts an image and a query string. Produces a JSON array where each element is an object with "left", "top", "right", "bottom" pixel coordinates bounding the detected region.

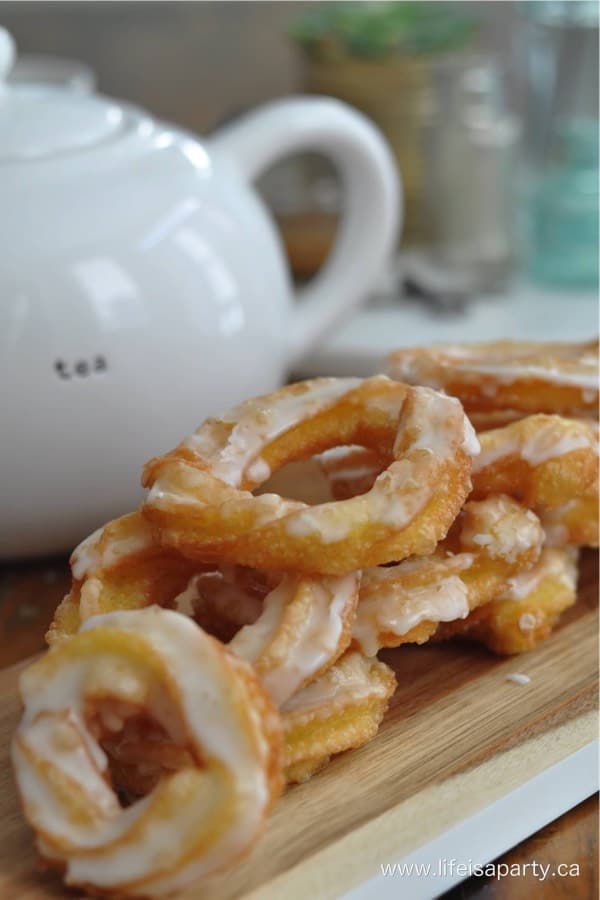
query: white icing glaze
[
  {"left": 394, "top": 387, "right": 460, "bottom": 456},
  {"left": 172, "top": 576, "right": 200, "bottom": 617},
  {"left": 230, "top": 573, "right": 357, "bottom": 706},
  {"left": 286, "top": 386, "right": 468, "bottom": 542},
  {"left": 246, "top": 457, "right": 271, "bottom": 484},
  {"left": 281, "top": 651, "right": 389, "bottom": 716},
  {"left": 183, "top": 377, "right": 363, "bottom": 488},
  {"left": 499, "top": 568, "right": 545, "bottom": 601},
  {"left": 452, "top": 362, "right": 597, "bottom": 389},
  {"left": 70, "top": 519, "right": 153, "bottom": 582},
  {"left": 521, "top": 425, "right": 594, "bottom": 466},
  {"left": 462, "top": 414, "right": 481, "bottom": 457},
  {"left": 318, "top": 446, "right": 381, "bottom": 486},
  {"left": 353, "top": 562, "right": 471, "bottom": 657},
  {"left": 328, "top": 463, "right": 378, "bottom": 482},
  {"left": 318, "top": 446, "right": 364, "bottom": 465},
  {"left": 172, "top": 570, "right": 358, "bottom": 708},
  {"left": 474, "top": 419, "right": 598, "bottom": 471},
  {"left": 285, "top": 459, "right": 431, "bottom": 542},
  {"left": 460, "top": 500, "right": 543, "bottom": 564},
  {"left": 496, "top": 546, "right": 578, "bottom": 601},
  {"left": 389, "top": 345, "right": 599, "bottom": 391},
  {"left": 70, "top": 526, "right": 105, "bottom": 580},
  {"left": 147, "top": 464, "right": 303, "bottom": 528},
  {"left": 12, "top": 607, "right": 275, "bottom": 897},
  {"left": 11, "top": 711, "right": 120, "bottom": 853},
  {"left": 471, "top": 434, "right": 512, "bottom": 471}
]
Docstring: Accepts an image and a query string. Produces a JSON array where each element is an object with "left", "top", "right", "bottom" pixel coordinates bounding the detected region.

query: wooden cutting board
[{"left": 0, "top": 552, "right": 597, "bottom": 900}]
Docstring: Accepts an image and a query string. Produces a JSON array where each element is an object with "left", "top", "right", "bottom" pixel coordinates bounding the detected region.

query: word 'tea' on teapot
[{"left": 0, "top": 27, "right": 401, "bottom": 558}]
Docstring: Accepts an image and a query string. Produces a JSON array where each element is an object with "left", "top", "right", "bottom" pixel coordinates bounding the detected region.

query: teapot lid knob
[{"left": 0, "top": 28, "right": 16, "bottom": 83}]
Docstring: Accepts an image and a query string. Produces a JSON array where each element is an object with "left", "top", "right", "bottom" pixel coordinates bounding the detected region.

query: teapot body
[
  {"left": 1, "top": 132, "right": 292, "bottom": 557},
  {"left": 0, "top": 31, "right": 401, "bottom": 558}
]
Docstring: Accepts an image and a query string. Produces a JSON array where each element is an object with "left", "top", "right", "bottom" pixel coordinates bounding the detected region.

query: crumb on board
[{"left": 506, "top": 673, "right": 531, "bottom": 686}]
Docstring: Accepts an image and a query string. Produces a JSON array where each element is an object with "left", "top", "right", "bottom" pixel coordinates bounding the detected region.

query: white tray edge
[{"left": 345, "top": 738, "right": 599, "bottom": 900}]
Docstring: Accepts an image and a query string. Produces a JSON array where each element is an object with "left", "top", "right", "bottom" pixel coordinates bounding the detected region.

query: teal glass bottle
[{"left": 529, "top": 120, "right": 598, "bottom": 288}]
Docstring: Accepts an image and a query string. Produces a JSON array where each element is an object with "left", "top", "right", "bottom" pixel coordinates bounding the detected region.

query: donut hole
[
  {"left": 254, "top": 447, "right": 386, "bottom": 504},
  {"left": 87, "top": 699, "right": 195, "bottom": 806},
  {"left": 255, "top": 458, "right": 333, "bottom": 504},
  {"left": 183, "top": 569, "right": 267, "bottom": 642}
]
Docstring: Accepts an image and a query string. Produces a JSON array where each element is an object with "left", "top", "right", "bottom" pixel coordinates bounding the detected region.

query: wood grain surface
[
  {"left": 0, "top": 556, "right": 70, "bottom": 668},
  {"left": 0, "top": 552, "right": 596, "bottom": 899}
]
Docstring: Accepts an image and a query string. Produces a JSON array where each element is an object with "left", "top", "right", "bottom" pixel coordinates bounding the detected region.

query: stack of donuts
[
  {"left": 12, "top": 339, "right": 598, "bottom": 898},
  {"left": 387, "top": 339, "right": 598, "bottom": 652}
]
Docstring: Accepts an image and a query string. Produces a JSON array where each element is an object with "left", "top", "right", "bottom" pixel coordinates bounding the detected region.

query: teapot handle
[{"left": 209, "top": 97, "right": 402, "bottom": 367}]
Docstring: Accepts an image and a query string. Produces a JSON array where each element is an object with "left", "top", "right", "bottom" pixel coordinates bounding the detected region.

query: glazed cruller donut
[
  {"left": 141, "top": 376, "right": 480, "bottom": 574},
  {"left": 386, "top": 339, "right": 599, "bottom": 420},
  {"left": 352, "top": 494, "right": 545, "bottom": 655},
  {"left": 48, "top": 511, "right": 360, "bottom": 708},
  {"left": 12, "top": 607, "right": 283, "bottom": 898},
  {"left": 315, "top": 414, "right": 599, "bottom": 549}
]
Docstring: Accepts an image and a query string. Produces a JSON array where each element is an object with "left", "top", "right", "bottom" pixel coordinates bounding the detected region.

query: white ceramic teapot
[{"left": 0, "top": 28, "right": 400, "bottom": 558}]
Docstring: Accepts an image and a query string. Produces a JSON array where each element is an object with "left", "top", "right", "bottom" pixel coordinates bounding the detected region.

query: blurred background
[{"left": 2, "top": 0, "right": 598, "bottom": 296}]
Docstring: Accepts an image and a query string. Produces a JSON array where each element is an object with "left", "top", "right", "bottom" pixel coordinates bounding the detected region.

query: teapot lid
[{"left": 0, "top": 29, "right": 146, "bottom": 162}]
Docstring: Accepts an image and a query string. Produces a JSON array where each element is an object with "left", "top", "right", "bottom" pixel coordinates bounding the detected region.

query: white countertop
[{"left": 297, "top": 281, "right": 598, "bottom": 378}]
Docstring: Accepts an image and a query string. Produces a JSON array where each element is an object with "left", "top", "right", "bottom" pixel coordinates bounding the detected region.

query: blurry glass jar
[
  {"left": 426, "top": 62, "right": 520, "bottom": 289},
  {"left": 306, "top": 54, "right": 435, "bottom": 243},
  {"left": 260, "top": 51, "right": 481, "bottom": 276},
  {"left": 288, "top": 2, "right": 480, "bottom": 247},
  {"left": 528, "top": 122, "right": 598, "bottom": 288},
  {"left": 520, "top": 1, "right": 599, "bottom": 289}
]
